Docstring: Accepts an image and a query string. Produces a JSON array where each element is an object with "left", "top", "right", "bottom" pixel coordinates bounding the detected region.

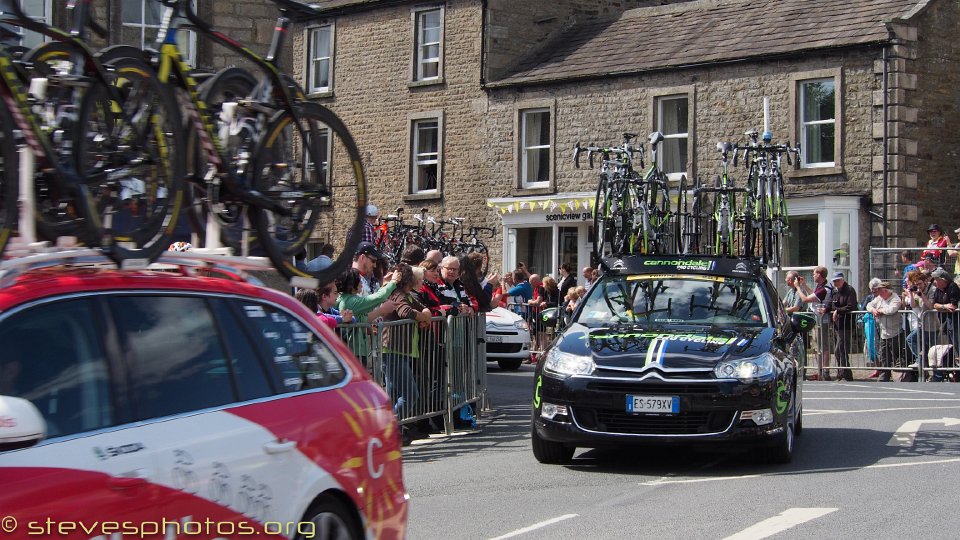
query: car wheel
[
  {"left": 298, "top": 495, "right": 362, "bottom": 540},
  {"left": 795, "top": 406, "right": 803, "bottom": 436},
  {"left": 532, "top": 424, "right": 575, "bottom": 464},
  {"left": 498, "top": 358, "right": 523, "bottom": 370},
  {"left": 764, "top": 417, "right": 795, "bottom": 464}
]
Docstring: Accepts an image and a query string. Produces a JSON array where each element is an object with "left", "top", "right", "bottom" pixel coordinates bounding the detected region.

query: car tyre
[
  {"left": 298, "top": 495, "right": 362, "bottom": 540},
  {"left": 764, "top": 417, "right": 795, "bottom": 464},
  {"left": 794, "top": 406, "right": 803, "bottom": 436},
  {"left": 498, "top": 358, "right": 524, "bottom": 370},
  {"left": 532, "top": 424, "right": 575, "bottom": 464}
]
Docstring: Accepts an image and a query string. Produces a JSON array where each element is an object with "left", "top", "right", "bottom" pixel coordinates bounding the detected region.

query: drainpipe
[
  {"left": 480, "top": 0, "right": 488, "bottom": 87},
  {"left": 882, "top": 44, "right": 889, "bottom": 249}
]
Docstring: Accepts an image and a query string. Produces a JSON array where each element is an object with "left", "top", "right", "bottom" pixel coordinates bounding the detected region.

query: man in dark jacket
[
  {"left": 558, "top": 263, "right": 576, "bottom": 303},
  {"left": 829, "top": 272, "right": 858, "bottom": 381}
]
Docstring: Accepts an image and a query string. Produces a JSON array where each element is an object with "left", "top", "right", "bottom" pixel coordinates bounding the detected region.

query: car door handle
[
  {"left": 109, "top": 468, "right": 152, "bottom": 490},
  {"left": 263, "top": 440, "right": 297, "bottom": 455}
]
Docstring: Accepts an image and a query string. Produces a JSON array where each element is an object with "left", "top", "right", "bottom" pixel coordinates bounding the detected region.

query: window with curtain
[
  {"left": 657, "top": 96, "right": 689, "bottom": 179},
  {"left": 414, "top": 7, "right": 442, "bottom": 81},
  {"left": 306, "top": 24, "right": 333, "bottom": 94},
  {"left": 800, "top": 78, "right": 836, "bottom": 167},
  {"left": 521, "top": 109, "right": 551, "bottom": 188},
  {"left": 412, "top": 118, "right": 439, "bottom": 193},
  {"left": 122, "top": 0, "right": 196, "bottom": 66}
]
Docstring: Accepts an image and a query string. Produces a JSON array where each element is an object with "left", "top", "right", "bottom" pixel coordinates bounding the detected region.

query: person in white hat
[
  {"left": 362, "top": 204, "right": 379, "bottom": 245},
  {"left": 829, "top": 272, "right": 857, "bottom": 381}
]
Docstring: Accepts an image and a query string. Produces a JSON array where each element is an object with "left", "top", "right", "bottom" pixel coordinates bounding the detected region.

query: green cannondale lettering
[{"left": 534, "top": 376, "right": 542, "bottom": 408}]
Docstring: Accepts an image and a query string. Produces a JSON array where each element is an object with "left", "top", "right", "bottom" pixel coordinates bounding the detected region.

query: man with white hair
[{"left": 361, "top": 204, "right": 379, "bottom": 244}]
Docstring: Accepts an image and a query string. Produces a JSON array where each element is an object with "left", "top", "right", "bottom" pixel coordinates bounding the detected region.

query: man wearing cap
[
  {"left": 361, "top": 204, "right": 379, "bottom": 245},
  {"left": 919, "top": 254, "right": 938, "bottom": 275},
  {"left": 353, "top": 241, "right": 381, "bottom": 295},
  {"left": 828, "top": 272, "right": 857, "bottom": 381},
  {"left": 866, "top": 281, "right": 903, "bottom": 382},
  {"left": 928, "top": 267, "right": 960, "bottom": 379},
  {"left": 922, "top": 224, "right": 951, "bottom": 265},
  {"left": 796, "top": 266, "right": 834, "bottom": 380}
]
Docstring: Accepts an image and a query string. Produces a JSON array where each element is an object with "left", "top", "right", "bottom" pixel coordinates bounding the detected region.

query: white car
[{"left": 485, "top": 307, "right": 531, "bottom": 370}]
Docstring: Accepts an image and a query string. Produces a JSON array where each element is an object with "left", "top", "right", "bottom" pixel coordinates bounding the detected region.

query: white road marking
[
  {"left": 808, "top": 385, "right": 955, "bottom": 396},
  {"left": 722, "top": 508, "right": 838, "bottom": 540},
  {"left": 640, "top": 457, "right": 960, "bottom": 486},
  {"left": 487, "top": 514, "right": 578, "bottom": 539},
  {"left": 805, "top": 398, "right": 960, "bottom": 401},
  {"left": 805, "top": 405, "right": 960, "bottom": 416},
  {"left": 886, "top": 417, "right": 960, "bottom": 447}
]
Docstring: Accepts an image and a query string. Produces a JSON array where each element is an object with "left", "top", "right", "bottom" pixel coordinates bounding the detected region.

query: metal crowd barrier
[
  {"left": 336, "top": 312, "right": 487, "bottom": 434},
  {"left": 805, "top": 308, "right": 960, "bottom": 382}
]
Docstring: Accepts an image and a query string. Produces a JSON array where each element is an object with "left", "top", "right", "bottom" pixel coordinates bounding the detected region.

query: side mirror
[
  {"left": 0, "top": 396, "right": 46, "bottom": 450},
  {"left": 791, "top": 313, "right": 817, "bottom": 334}
]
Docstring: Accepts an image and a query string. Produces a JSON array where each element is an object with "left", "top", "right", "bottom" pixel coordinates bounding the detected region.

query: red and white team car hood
[{"left": 0, "top": 381, "right": 407, "bottom": 539}]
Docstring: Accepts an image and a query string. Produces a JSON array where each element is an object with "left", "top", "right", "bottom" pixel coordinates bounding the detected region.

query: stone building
[{"left": 298, "top": 0, "right": 960, "bottom": 293}]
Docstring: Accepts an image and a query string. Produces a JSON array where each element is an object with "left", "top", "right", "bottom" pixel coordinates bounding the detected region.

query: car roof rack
[
  {"left": 0, "top": 240, "right": 310, "bottom": 290},
  {"left": 600, "top": 254, "right": 763, "bottom": 278}
]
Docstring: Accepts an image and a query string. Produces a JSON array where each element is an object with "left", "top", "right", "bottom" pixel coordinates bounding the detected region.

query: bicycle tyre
[
  {"left": 250, "top": 101, "right": 366, "bottom": 285},
  {"left": 73, "top": 56, "right": 186, "bottom": 262},
  {"left": 677, "top": 175, "right": 690, "bottom": 254},
  {"left": 593, "top": 175, "right": 610, "bottom": 263},
  {"left": 0, "top": 99, "right": 19, "bottom": 254}
]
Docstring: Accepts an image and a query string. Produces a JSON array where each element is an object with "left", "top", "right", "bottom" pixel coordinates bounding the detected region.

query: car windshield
[{"left": 576, "top": 274, "right": 770, "bottom": 328}]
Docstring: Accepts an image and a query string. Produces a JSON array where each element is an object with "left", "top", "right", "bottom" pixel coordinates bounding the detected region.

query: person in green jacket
[{"left": 336, "top": 267, "right": 399, "bottom": 368}]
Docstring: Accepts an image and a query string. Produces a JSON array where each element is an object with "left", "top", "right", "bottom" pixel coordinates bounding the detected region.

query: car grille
[
  {"left": 487, "top": 343, "right": 523, "bottom": 353},
  {"left": 585, "top": 381, "right": 721, "bottom": 394},
  {"left": 573, "top": 408, "right": 736, "bottom": 435}
]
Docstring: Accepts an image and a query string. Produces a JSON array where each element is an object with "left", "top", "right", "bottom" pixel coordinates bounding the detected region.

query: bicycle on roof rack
[
  {"left": 576, "top": 131, "right": 677, "bottom": 264},
  {"left": 101, "top": 0, "right": 367, "bottom": 286},
  {"left": 0, "top": 0, "right": 185, "bottom": 264}
]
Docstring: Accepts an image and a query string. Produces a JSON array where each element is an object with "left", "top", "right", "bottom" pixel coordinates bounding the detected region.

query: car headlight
[
  {"left": 514, "top": 320, "right": 529, "bottom": 331},
  {"left": 543, "top": 348, "right": 595, "bottom": 378},
  {"left": 714, "top": 353, "right": 776, "bottom": 381}
]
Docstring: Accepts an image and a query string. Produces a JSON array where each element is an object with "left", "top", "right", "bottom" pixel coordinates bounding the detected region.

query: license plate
[
  {"left": 626, "top": 395, "right": 679, "bottom": 414},
  {"left": 486, "top": 335, "right": 504, "bottom": 343}
]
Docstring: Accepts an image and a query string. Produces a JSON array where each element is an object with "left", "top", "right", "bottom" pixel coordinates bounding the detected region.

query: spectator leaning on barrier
[
  {"left": 866, "top": 281, "right": 903, "bottom": 382},
  {"left": 381, "top": 263, "right": 430, "bottom": 426},
  {"left": 582, "top": 266, "right": 595, "bottom": 288},
  {"left": 336, "top": 267, "right": 399, "bottom": 368},
  {"left": 506, "top": 270, "right": 533, "bottom": 316},
  {"left": 828, "top": 272, "right": 857, "bottom": 382},
  {"left": 929, "top": 267, "right": 960, "bottom": 379},
  {"left": 317, "top": 282, "right": 352, "bottom": 329},
  {"left": 558, "top": 263, "right": 576, "bottom": 302},
  {"left": 438, "top": 256, "right": 475, "bottom": 316},
  {"left": 898, "top": 250, "right": 918, "bottom": 289},
  {"left": 352, "top": 241, "right": 382, "bottom": 297},
  {"left": 796, "top": 266, "right": 834, "bottom": 381}
]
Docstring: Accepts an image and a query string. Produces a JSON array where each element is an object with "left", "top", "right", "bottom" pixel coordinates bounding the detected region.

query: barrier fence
[
  {"left": 805, "top": 308, "right": 960, "bottom": 382},
  {"left": 335, "top": 312, "right": 487, "bottom": 434}
]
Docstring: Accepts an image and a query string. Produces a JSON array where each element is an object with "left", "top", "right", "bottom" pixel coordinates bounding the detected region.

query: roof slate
[{"left": 492, "top": 0, "right": 923, "bottom": 86}]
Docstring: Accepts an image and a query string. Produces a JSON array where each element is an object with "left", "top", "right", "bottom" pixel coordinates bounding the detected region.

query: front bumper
[{"left": 534, "top": 373, "right": 788, "bottom": 447}]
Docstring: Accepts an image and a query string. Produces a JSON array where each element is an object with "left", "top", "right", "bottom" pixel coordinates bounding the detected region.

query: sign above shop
[
  {"left": 486, "top": 195, "right": 595, "bottom": 217},
  {"left": 545, "top": 211, "right": 592, "bottom": 222}
]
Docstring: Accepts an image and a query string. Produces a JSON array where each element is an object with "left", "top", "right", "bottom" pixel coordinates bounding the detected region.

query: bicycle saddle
[
  {"left": 648, "top": 132, "right": 664, "bottom": 145},
  {"left": 717, "top": 142, "right": 733, "bottom": 153}
]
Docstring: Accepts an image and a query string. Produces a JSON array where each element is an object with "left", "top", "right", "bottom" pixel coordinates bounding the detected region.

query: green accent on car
[
  {"left": 776, "top": 380, "right": 789, "bottom": 414},
  {"left": 534, "top": 376, "right": 542, "bottom": 408}
]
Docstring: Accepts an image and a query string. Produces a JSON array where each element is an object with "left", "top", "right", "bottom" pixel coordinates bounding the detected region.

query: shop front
[{"left": 487, "top": 193, "right": 595, "bottom": 284}]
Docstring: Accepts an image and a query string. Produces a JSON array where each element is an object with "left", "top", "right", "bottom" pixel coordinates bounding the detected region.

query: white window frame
[
  {"left": 412, "top": 5, "right": 443, "bottom": 83},
  {"left": 3, "top": 0, "right": 52, "bottom": 48},
  {"left": 799, "top": 77, "right": 837, "bottom": 168},
  {"left": 305, "top": 23, "right": 334, "bottom": 95},
  {"left": 411, "top": 118, "right": 440, "bottom": 194},
  {"left": 122, "top": 0, "right": 197, "bottom": 66},
  {"left": 520, "top": 108, "right": 552, "bottom": 189},
  {"left": 656, "top": 94, "right": 690, "bottom": 181}
]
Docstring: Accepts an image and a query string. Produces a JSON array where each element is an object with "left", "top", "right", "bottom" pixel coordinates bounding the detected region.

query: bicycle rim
[
  {"left": 593, "top": 177, "right": 610, "bottom": 262},
  {"left": 76, "top": 58, "right": 186, "bottom": 262},
  {"left": 251, "top": 101, "right": 366, "bottom": 285}
]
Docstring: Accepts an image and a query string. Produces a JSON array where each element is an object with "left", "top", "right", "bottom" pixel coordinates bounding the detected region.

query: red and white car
[{"left": 0, "top": 254, "right": 408, "bottom": 539}]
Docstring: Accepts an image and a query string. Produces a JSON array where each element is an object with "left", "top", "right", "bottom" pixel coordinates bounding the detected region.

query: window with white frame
[
  {"left": 657, "top": 95, "right": 689, "bottom": 179},
  {"left": 521, "top": 108, "right": 551, "bottom": 188},
  {"left": 413, "top": 7, "right": 442, "bottom": 81},
  {"left": 122, "top": 0, "right": 196, "bottom": 66},
  {"left": 306, "top": 24, "right": 333, "bottom": 94},
  {"left": 304, "top": 127, "right": 331, "bottom": 187},
  {"left": 800, "top": 78, "right": 836, "bottom": 168},
  {"left": 411, "top": 119, "right": 439, "bottom": 193},
  {"left": 0, "top": 0, "right": 51, "bottom": 49}
]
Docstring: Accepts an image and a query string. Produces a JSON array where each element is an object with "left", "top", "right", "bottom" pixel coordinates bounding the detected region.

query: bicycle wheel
[
  {"left": 677, "top": 175, "right": 690, "bottom": 254},
  {"left": 184, "top": 67, "right": 259, "bottom": 245},
  {"left": 250, "top": 101, "right": 366, "bottom": 285},
  {"left": 72, "top": 56, "right": 186, "bottom": 262},
  {"left": 0, "top": 99, "right": 19, "bottom": 254},
  {"left": 593, "top": 175, "right": 611, "bottom": 262}
]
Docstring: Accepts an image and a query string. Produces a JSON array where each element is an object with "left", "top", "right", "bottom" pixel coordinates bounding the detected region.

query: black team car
[{"left": 532, "top": 255, "right": 814, "bottom": 464}]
